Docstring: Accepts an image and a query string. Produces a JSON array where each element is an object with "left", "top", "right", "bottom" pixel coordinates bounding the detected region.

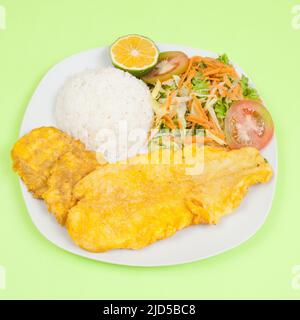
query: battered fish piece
[
  {"left": 66, "top": 146, "right": 273, "bottom": 252},
  {"left": 11, "top": 127, "right": 84, "bottom": 198},
  {"left": 12, "top": 126, "right": 103, "bottom": 224},
  {"left": 184, "top": 146, "right": 273, "bottom": 224},
  {"left": 67, "top": 164, "right": 195, "bottom": 252},
  {"left": 43, "top": 149, "right": 99, "bottom": 225}
]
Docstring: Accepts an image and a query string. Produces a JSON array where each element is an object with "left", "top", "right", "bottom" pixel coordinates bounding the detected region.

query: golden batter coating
[
  {"left": 12, "top": 127, "right": 273, "bottom": 253},
  {"left": 11, "top": 127, "right": 102, "bottom": 224},
  {"left": 66, "top": 146, "right": 272, "bottom": 252},
  {"left": 43, "top": 149, "right": 99, "bottom": 225},
  {"left": 11, "top": 127, "right": 84, "bottom": 198}
]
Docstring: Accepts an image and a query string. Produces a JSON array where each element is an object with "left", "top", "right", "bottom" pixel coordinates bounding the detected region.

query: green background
[{"left": 0, "top": 0, "right": 299, "bottom": 299}]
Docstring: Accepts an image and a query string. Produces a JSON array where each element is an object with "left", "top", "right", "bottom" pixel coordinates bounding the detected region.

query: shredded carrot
[
  {"left": 226, "top": 66, "right": 238, "bottom": 78},
  {"left": 193, "top": 96, "right": 208, "bottom": 121},
  {"left": 169, "top": 109, "right": 177, "bottom": 118},
  {"left": 186, "top": 115, "right": 212, "bottom": 130},
  {"left": 232, "top": 83, "right": 241, "bottom": 96},
  {"left": 164, "top": 93, "right": 173, "bottom": 111},
  {"left": 177, "top": 119, "right": 183, "bottom": 129},
  {"left": 202, "top": 57, "right": 221, "bottom": 66},
  {"left": 201, "top": 60, "right": 216, "bottom": 68},
  {"left": 184, "top": 69, "right": 197, "bottom": 88},
  {"left": 163, "top": 115, "right": 176, "bottom": 130},
  {"left": 179, "top": 59, "right": 194, "bottom": 87},
  {"left": 208, "top": 77, "right": 221, "bottom": 82},
  {"left": 203, "top": 68, "right": 222, "bottom": 76},
  {"left": 179, "top": 56, "right": 202, "bottom": 88},
  {"left": 223, "top": 74, "right": 232, "bottom": 88}
]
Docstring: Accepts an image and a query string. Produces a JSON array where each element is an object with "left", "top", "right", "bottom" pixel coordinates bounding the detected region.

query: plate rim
[{"left": 18, "top": 44, "right": 278, "bottom": 267}]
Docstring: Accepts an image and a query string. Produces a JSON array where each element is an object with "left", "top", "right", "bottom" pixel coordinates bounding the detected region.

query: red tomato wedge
[{"left": 225, "top": 100, "right": 274, "bottom": 150}]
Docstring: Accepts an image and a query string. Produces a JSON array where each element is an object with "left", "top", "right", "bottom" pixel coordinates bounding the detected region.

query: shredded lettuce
[
  {"left": 191, "top": 76, "right": 210, "bottom": 95},
  {"left": 240, "top": 75, "right": 259, "bottom": 100},
  {"left": 151, "top": 80, "right": 161, "bottom": 99},
  {"left": 214, "top": 99, "right": 229, "bottom": 120},
  {"left": 197, "top": 61, "right": 207, "bottom": 69},
  {"left": 159, "top": 92, "right": 167, "bottom": 99},
  {"left": 217, "top": 54, "right": 229, "bottom": 65},
  {"left": 162, "top": 83, "right": 177, "bottom": 91}
]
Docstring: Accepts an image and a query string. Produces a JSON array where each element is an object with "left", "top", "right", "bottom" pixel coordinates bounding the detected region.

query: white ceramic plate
[{"left": 19, "top": 44, "right": 277, "bottom": 266}]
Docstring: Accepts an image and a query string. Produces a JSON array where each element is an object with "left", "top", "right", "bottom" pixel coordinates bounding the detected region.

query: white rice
[{"left": 55, "top": 67, "right": 153, "bottom": 162}]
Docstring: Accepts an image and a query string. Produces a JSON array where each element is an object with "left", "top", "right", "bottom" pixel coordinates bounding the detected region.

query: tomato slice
[
  {"left": 225, "top": 100, "right": 274, "bottom": 150},
  {"left": 142, "top": 51, "right": 189, "bottom": 85}
]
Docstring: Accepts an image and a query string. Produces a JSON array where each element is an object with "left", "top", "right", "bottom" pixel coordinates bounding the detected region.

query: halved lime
[{"left": 110, "top": 34, "right": 159, "bottom": 77}]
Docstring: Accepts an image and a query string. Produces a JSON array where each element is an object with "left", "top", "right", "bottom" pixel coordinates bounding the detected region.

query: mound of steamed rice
[{"left": 55, "top": 67, "right": 153, "bottom": 162}]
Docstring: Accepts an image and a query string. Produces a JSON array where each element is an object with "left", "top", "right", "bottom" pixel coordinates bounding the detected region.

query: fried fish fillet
[
  {"left": 184, "top": 146, "right": 273, "bottom": 224},
  {"left": 43, "top": 149, "right": 99, "bottom": 225},
  {"left": 11, "top": 126, "right": 102, "bottom": 224},
  {"left": 66, "top": 146, "right": 273, "bottom": 252},
  {"left": 11, "top": 127, "right": 85, "bottom": 198}
]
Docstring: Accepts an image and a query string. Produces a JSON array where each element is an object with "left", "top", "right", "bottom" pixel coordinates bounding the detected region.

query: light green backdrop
[{"left": 0, "top": 0, "right": 299, "bottom": 299}]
